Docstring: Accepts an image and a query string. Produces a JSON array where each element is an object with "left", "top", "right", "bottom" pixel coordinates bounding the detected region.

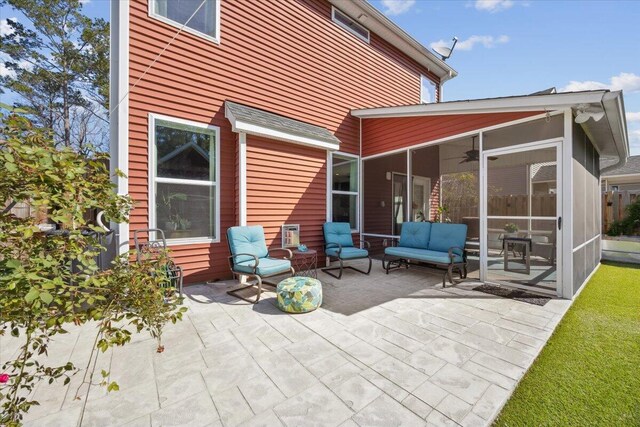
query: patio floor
[{"left": 7, "top": 260, "right": 572, "bottom": 427}]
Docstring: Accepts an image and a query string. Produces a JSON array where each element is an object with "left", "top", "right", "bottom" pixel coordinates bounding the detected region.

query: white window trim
[
  {"left": 420, "top": 75, "right": 436, "bottom": 104},
  {"left": 331, "top": 6, "right": 370, "bottom": 44},
  {"left": 148, "top": 113, "right": 221, "bottom": 246},
  {"left": 148, "top": 0, "right": 221, "bottom": 45},
  {"left": 329, "top": 151, "right": 360, "bottom": 232}
]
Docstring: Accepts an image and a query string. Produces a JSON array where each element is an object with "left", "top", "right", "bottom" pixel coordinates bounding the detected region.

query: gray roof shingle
[
  {"left": 225, "top": 101, "right": 340, "bottom": 146},
  {"left": 602, "top": 155, "right": 640, "bottom": 176}
]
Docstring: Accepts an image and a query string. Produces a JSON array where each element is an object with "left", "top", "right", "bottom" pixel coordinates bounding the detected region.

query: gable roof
[
  {"left": 225, "top": 101, "right": 341, "bottom": 150},
  {"left": 602, "top": 155, "right": 640, "bottom": 177}
]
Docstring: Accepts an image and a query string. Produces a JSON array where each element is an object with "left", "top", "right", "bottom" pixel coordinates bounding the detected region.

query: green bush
[
  {"left": 0, "top": 114, "right": 186, "bottom": 426},
  {"left": 607, "top": 198, "right": 640, "bottom": 236}
]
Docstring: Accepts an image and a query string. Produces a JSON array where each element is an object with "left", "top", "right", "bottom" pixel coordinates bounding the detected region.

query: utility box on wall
[{"left": 282, "top": 224, "right": 300, "bottom": 248}]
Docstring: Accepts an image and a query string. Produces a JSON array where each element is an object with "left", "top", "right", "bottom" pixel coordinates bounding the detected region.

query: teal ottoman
[{"left": 276, "top": 277, "right": 322, "bottom": 313}]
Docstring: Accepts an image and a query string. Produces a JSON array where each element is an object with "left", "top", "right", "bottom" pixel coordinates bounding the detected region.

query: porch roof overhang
[
  {"left": 225, "top": 101, "right": 341, "bottom": 151},
  {"left": 351, "top": 90, "right": 629, "bottom": 167}
]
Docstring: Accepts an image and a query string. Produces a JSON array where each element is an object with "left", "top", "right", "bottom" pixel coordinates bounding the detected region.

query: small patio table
[
  {"left": 292, "top": 249, "right": 317, "bottom": 279},
  {"left": 503, "top": 237, "right": 532, "bottom": 275}
]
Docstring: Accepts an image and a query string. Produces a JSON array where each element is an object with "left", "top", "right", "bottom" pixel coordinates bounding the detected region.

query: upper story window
[
  {"left": 420, "top": 75, "right": 437, "bottom": 104},
  {"left": 331, "top": 153, "right": 359, "bottom": 231},
  {"left": 150, "top": 0, "right": 220, "bottom": 44},
  {"left": 331, "top": 7, "right": 370, "bottom": 43}
]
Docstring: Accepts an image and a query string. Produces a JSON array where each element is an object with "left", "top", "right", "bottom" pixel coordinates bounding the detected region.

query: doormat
[{"left": 472, "top": 284, "right": 552, "bottom": 306}]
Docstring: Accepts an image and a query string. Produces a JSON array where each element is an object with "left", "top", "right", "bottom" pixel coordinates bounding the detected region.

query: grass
[{"left": 494, "top": 262, "right": 640, "bottom": 426}]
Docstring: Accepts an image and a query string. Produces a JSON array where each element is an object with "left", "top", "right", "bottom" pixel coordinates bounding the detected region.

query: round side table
[{"left": 292, "top": 249, "right": 318, "bottom": 279}]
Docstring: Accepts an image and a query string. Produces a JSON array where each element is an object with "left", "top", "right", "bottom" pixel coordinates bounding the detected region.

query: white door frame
[
  {"left": 412, "top": 176, "right": 431, "bottom": 221},
  {"left": 480, "top": 138, "right": 563, "bottom": 297}
]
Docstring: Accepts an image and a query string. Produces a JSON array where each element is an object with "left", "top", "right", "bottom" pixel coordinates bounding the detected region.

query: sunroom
[{"left": 350, "top": 90, "right": 628, "bottom": 299}]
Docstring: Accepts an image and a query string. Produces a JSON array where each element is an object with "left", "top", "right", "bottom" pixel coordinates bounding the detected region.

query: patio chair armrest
[
  {"left": 268, "top": 247, "right": 292, "bottom": 259},
  {"left": 383, "top": 237, "right": 398, "bottom": 248},
  {"left": 325, "top": 242, "right": 342, "bottom": 255},
  {"left": 448, "top": 246, "right": 466, "bottom": 262},
  {"left": 361, "top": 240, "right": 371, "bottom": 249},
  {"left": 228, "top": 253, "right": 260, "bottom": 272}
]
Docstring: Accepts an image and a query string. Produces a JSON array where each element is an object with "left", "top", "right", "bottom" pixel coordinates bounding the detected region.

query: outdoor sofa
[{"left": 383, "top": 222, "right": 468, "bottom": 286}]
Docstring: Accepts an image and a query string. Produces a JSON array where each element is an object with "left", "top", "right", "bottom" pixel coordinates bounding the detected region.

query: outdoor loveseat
[{"left": 383, "top": 222, "right": 468, "bottom": 287}]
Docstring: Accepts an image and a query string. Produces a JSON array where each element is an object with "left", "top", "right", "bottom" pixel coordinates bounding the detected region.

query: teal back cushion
[
  {"left": 323, "top": 222, "right": 354, "bottom": 248},
  {"left": 399, "top": 222, "right": 431, "bottom": 249},
  {"left": 428, "top": 223, "right": 468, "bottom": 254},
  {"left": 227, "top": 225, "right": 269, "bottom": 264}
]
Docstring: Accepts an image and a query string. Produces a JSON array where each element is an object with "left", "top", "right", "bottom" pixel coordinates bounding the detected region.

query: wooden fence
[{"left": 603, "top": 190, "right": 640, "bottom": 233}]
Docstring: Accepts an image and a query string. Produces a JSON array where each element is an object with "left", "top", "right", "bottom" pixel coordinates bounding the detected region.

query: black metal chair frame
[
  {"left": 382, "top": 239, "right": 468, "bottom": 287},
  {"left": 226, "top": 244, "right": 294, "bottom": 304},
  {"left": 133, "top": 228, "right": 184, "bottom": 296},
  {"left": 321, "top": 241, "right": 372, "bottom": 279}
]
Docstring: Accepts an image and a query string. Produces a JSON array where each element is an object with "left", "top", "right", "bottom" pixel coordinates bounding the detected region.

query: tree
[
  {"left": 0, "top": 114, "right": 186, "bottom": 426},
  {"left": 0, "top": 0, "right": 109, "bottom": 154}
]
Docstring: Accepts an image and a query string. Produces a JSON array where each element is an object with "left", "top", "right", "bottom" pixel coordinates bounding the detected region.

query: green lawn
[{"left": 494, "top": 262, "right": 640, "bottom": 426}]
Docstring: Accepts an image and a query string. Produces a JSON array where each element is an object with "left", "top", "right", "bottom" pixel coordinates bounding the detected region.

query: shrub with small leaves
[{"left": 0, "top": 114, "right": 186, "bottom": 426}]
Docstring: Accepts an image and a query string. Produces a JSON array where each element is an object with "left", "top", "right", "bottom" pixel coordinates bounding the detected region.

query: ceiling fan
[{"left": 445, "top": 136, "right": 497, "bottom": 163}]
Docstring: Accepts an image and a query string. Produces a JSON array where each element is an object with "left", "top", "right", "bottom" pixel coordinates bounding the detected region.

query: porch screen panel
[{"left": 362, "top": 152, "right": 407, "bottom": 254}]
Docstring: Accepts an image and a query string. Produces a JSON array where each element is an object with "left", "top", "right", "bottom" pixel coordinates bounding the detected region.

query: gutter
[{"left": 599, "top": 91, "right": 629, "bottom": 175}]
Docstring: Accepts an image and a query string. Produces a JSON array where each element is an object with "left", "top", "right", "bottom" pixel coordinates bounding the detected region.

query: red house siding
[
  {"left": 361, "top": 112, "right": 542, "bottom": 157},
  {"left": 246, "top": 136, "right": 327, "bottom": 260},
  {"left": 127, "top": 0, "right": 434, "bottom": 281}
]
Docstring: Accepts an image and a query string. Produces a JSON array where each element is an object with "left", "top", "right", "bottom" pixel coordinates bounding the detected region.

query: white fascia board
[
  {"left": 226, "top": 108, "right": 340, "bottom": 151},
  {"left": 351, "top": 91, "right": 609, "bottom": 118}
]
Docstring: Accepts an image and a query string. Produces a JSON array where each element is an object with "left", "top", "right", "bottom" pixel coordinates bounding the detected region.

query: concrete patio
[{"left": 6, "top": 260, "right": 572, "bottom": 427}]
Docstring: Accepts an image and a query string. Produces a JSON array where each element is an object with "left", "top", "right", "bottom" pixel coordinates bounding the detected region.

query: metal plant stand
[{"left": 292, "top": 249, "right": 318, "bottom": 279}]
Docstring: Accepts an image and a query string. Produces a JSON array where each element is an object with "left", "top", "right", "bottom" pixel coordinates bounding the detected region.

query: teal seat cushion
[
  {"left": 398, "top": 222, "right": 432, "bottom": 249},
  {"left": 428, "top": 223, "right": 467, "bottom": 256},
  {"left": 227, "top": 225, "right": 269, "bottom": 264},
  {"left": 326, "top": 247, "right": 369, "bottom": 260},
  {"left": 235, "top": 257, "right": 292, "bottom": 277},
  {"left": 385, "top": 247, "right": 463, "bottom": 264},
  {"left": 323, "top": 222, "right": 354, "bottom": 248}
]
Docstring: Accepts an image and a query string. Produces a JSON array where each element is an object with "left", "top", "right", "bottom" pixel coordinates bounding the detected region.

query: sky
[{"left": 1, "top": 0, "right": 639, "bottom": 154}]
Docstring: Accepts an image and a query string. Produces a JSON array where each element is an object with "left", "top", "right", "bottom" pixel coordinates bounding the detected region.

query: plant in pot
[
  {"left": 158, "top": 192, "right": 187, "bottom": 235},
  {"left": 170, "top": 216, "right": 192, "bottom": 239},
  {"left": 504, "top": 222, "right": 519, "bottom": 237}
]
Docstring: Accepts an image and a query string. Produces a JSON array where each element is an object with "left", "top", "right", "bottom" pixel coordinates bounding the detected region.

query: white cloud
[
  {"left": 381, "top": 0, "right": 416, "bottom": 16},
  {"left": 0, "top": 18, "right": 17, "bottom": 37},
  {"left": 562, "top": 72, "right": 640, "bottom": 93},
  {"left": 627, "top": 112, "right": 640, "bottom": 122},
  {"left": 630, "top": 129, "right": 640, "bottom": 155},
  {"left": 474, "top": 0, "right": 514, "bottom": 12},
  {"left": 431, "top": 35, "right": 510, "bottom": 52}
]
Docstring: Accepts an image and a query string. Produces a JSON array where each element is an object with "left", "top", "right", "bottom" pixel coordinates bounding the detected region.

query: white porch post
[
  {"left": 479, "top": 131, "right": 487, "bottom": 282},
  {"left": 561, "top": 109, "right": 574, "bottom": 298},
  {"left": 109, "top": 0, "right": 129, "bottom": 255},
  {"left": 238, "top": 132, "right": 247, "bottom": 226},
  {"left": 406, "top": 149, "right": 412, "bottom": 223}
]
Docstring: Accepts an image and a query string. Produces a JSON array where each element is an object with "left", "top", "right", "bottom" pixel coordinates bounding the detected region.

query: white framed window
[
  {"left": 149, "top": 0, "right": 220, "bottom": 44},
  {"left": 331, "top": 152, "right": 360, "bottom": 231},
  {"left": 148, "top": 113, "right": 220, "bottom": 245},
  {"left": 331, "top": 6, "right": 370, "bottom": 43},
  {"left": 420, "top": 75, "right": 437, "bottom": 104}
]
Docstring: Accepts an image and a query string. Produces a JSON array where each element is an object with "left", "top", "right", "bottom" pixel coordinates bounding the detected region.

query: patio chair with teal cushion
[
  {"left": 322, "top": 222, "right": 372, "bottom": 279},
  {"left": 227, "top": 225, "right": 295, "bottom": 303}
]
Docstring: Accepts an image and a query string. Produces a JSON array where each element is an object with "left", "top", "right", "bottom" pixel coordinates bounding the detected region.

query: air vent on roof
[{"left": 332, "top": 7, "right": 370, "bottom": 43}]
